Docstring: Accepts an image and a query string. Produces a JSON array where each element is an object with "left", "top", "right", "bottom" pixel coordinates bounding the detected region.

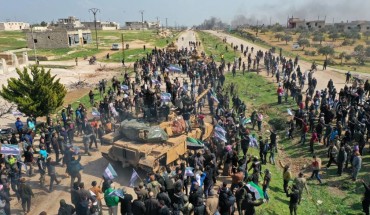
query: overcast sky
[{"left": 1, "top": 0, "right": 369, "bottom": 26}]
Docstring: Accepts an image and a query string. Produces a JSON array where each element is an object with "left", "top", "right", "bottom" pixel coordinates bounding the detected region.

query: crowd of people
[{"left": 0, "top": 32, "right": 369, "bottom": 215}]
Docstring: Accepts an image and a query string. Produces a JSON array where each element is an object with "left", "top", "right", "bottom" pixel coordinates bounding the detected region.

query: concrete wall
[
  {"left": 26, "top": 29, "right": 92, "bottom": 49},
  {"left": 26, "top": 30, "right": 69, "bottom": 49}
]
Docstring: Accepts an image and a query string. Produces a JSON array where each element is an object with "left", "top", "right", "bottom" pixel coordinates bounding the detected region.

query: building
[
  {"left": 0, "top": 22, "right": 30, "bottom": 31},
  {"left": 287, "top": 17, "right": 325, "bottom": 30},
  {"left": 55, "top": 16, "right": 84, "bottom": 29},
  {"left": 340, "top": 21, "right": 370, "bottom": 32},
  {"left": 125, "top": 21, "right": 160, "bottom": 30},
  {"left": 81, "top": 21, "right": 120, "bottom": 30},
  {"left": 26, "top": 29, "right": 92, "bottom": 49}
]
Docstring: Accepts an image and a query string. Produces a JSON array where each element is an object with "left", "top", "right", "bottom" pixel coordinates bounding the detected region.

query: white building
[
  {"left": 0, "top": 22, "right": 30, "bottom": 31},
  {"left": 55, "top": 16, "right": 84, "bottom": 29},
  {"left": 82, "top": 21, "right": 120, "bottom": 30}
]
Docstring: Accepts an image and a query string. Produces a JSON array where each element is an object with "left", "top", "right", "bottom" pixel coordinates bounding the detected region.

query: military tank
[
  {"left": 101, "top": 117, "right": 213, "bottom": 172},
  {"left": 166, "top": 42, "right": 178, "bottom": 53}
]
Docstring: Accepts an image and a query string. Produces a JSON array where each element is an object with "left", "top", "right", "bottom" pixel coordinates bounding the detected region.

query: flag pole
[{"left": 133, "top": 168, "right": 144, "bottom": 182}]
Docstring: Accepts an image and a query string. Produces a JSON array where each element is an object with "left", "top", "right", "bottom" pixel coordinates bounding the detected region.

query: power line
[
  {"left": 139, "top": 10, "right": 144, "bottom": 28},
  {"left": 89, "top": 8, "right": 100, "bottom": 49}
]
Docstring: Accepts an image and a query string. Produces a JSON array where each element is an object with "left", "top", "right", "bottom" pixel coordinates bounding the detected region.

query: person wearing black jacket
[
  {"left": 58, "top": 199, "right": 76, "bottom": 215},
  {"left": 286, "top": 185, "right": 300, "bottom": 215},
  {"left": 132, "top": 194, "right": 146, "bottom": 215},
  {"left": 157, "top": 186, "right": 171, "bottom": 207},
  {"left": 361, "top": 180, "right": 370, "bottom": 215},
  {"left": 193, "top": 197, "right": 206, "bottom": 215},
  {"left": 119, "top": 188, "right": 133, "bottom": 215},
  {"left": 46, "top": 157, "right": 61, "bottom": 192},
  {"left": 144, "top": 192, "right": 160, "bottom": 215},
  {"left": 218, "top": 183, "right": 233, "bottom": 215},
  {"left": 244, "top": 193, "right": 264, "bottom": 215}
]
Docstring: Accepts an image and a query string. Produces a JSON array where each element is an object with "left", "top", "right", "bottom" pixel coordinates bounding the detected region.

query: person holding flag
[{"left": 104, "top": 182, "right": 120, "bottom": 215}]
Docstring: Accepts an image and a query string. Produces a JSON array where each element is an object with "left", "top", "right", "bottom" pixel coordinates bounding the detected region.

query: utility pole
[
  {"left": 155, "top": 16, "right": 160, "bottom": 34},
  {"left": 121, "top": 33, "right": 125, "bottom": 62},
  {"left": 89, "top": 8, "right": 100, "bottom": 49},
  {"left": 30, "top": 26, "right": 38, "bottom": 64},
  {"left": 139, "top": 10, "right": 144, "bottom": 29},
  {"left": 165, "top": 18, "right": 168, "bottom": 29}
]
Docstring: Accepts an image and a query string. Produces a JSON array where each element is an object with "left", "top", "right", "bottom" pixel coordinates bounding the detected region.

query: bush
[
  {"left": 342, "top": 39, "right": 355, "bottom": 46},
  {"left": 268, "top": 117, "right": 287, "bottom": 131},
  {"left": 326, "top": 58, "right": 335, "bottom": 65},
  {"left": 304, "top": 51, "right": 316, "bottom": 56}
]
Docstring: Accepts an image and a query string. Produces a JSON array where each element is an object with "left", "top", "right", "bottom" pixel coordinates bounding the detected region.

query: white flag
[{"left": 129, "top": 169, "right": 139, "bottom": 187}]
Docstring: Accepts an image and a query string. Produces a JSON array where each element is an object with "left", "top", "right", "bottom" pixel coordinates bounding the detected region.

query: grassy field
[
  {"left": 102, "top": 48, "right": 153, "bottom": 63},
  {"left": 24, "top": 30, "right": 179, "bottom": 61},
  {"left": 197, "top": 31, "right": 240, "bottom": 62},
  {"left": 197, "top": 31, "right": 368, "bottom": 214},
  {"left": 93, "top": 30, "right": 180, "bottom": 48},
  {"left": 224, "top": 72, "right": 368, "bottom": 215},
  {"left": 0, "top": 31, "right": 27, "bottom": 52},
  {"left": 234, "top": 29, "right": 370, "bottom": 74}
]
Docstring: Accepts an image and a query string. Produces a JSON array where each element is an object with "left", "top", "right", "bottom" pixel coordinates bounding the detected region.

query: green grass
[
  {"left": 197, "top": 31, "right": 239, "bottom": 62},
  {"left": 102, "top": 48, "right": 153, "bottom": 63},
  {"left": 0, "top": 31, "right": 27, "bottom": 52},
  {"left": 27, "top": 47, "right": 102, "bottom": 61},
  {"left": 93, "top": 30, "right": 180, "bottom": 48},
  {"left": 224, "top": 72, "right": 368, "bottom": 214}
]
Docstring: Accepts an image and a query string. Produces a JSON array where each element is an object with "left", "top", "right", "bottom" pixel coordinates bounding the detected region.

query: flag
[
  {"left": 18, "top": 161, "right": 28, "bottom": 171},
  {"left": 242, "top": 118, "right": 252, "bottom": 126},
  {"left": 215, "top": 125, "right": 226, "bottom": 135},
  {"left": 186, "top": 137, "right": 204, "bottom": 149},
  {"left": 108, "top": 189, "right": 125, "bottom": 198},
  {"left": 249, "top": 134, "right": 258, "bottom": 148},
  {"left": 287, "top": 108, "right": 293, "bottom": 116},
  {"left": 167, "top": 64, "right": 182, "bottom": 72},
  {"left": 161, "top": 92, "right": 172, "bottom": 102},
  {"left": 0, "top": 144, "right": 20, "bottom": 155},
  {"left": 214, "top": 131, "right": 227, "bottom": 143},
  {"left": 92, "top": 110, "right": 101, "bottom": 116},
  {"left": 246, "top": 182, "right": 265, "bottom": 200},
  {"left": 121, "top": 85, "right": 129, "bottom": 91},
  {"left": 151, "top": 79, "right": 161, "bottom": 86},
  {"left": 209, "top": 90, "right": 219, "bottom": 103},
  {"left": 12, "top": 110, "right": 22, "bottom": 116},
  {"left": 184, "top": 167, "right": 194, "bottom": 177},
  {"left": 103, "top": 163, "right": 118, "bottom": 180},
  {"left": 129, "top": 169, "right": 139, "bottom": 187}
]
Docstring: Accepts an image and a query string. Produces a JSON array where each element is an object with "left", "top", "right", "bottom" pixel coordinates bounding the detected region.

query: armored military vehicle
[{"left": 101, "top": 117, "right": 213, "bottom": 172}]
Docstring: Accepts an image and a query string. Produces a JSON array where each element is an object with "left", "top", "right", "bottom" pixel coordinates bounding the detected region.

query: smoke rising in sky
[{"left": 231, "top": 0, "right": 370, "bottom": 26}]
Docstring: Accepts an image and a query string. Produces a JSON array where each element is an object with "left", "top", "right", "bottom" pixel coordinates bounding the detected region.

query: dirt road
[{"left": 205, "top": 30, "right": 368, "bottom": 93}]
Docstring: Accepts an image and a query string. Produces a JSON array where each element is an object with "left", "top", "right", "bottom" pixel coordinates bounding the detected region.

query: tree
[
  {"left": 364, "top": 31, "right": 370, "bottom": 40},
  {"left": 40, "top": 21, "right": 48, "bottom": 27},
  {"left": 339, "top": 52, "right": 348, "bottom": 65},
  {"left": 283, "top": 34, "right": 293, "bottom": 45},
  {"left": 297, "top": 38, "right": 310, "bottom": 50},
  {"left": 0, "top": 66, "right": 67, "bottom": 118},
  {"left": 353, "top": 45, "right": 366, "bottom": 65},
  {"left": 260, "top": 28, "right": 268, "bottom": 35},
  {"left": 329, "top": 31, "right": 339, "bottom": 41},
  {"left": 366, "top": 46, "right": 370, "bottom": 57},
  {"left": 271, "top": 24, "right": 284, "bottom": 33},
  {"left": 298, "top": 31, "right": 310, "bottom": 40},
  {"left": 317, "top": 46, "right": 335, "bottom": 60},
  {"left": 313, "top": 34, "right": 325, "bottom": 45},
  {"left": 274, "top": 33, "right": 283, "bottom": 41}
]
